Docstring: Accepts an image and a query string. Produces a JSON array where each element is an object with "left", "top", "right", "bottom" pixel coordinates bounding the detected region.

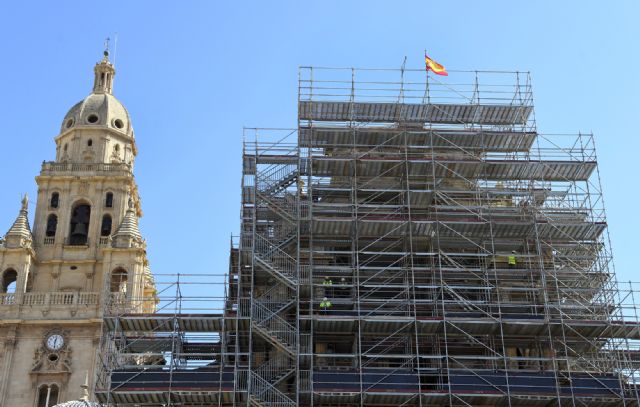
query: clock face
[{"left": 46, "top": 334, "right": 64, "bottom": 351}]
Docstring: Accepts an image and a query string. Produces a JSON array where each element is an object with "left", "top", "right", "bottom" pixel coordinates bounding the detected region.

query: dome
[
  {"left": 59, "top": 52, "right": 133, "bottom": 138},
  {"left": 51, "top": 371, "right": 99, "bottom": 407},
  {"left": 53, "top": 401, "right": 100, "bottom": 407},
  {"left": 61, "top": 93, "right": 132, "bottom": 136}
]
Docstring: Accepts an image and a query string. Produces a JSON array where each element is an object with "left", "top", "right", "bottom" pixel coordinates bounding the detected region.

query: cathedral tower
[{"left": 0, "top": 50, "right": 156, "bottom": 406}]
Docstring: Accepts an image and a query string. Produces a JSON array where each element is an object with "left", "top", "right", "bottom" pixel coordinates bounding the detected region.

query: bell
[{"left": 71, "top": 223, "right": 87, "bottom": 236}]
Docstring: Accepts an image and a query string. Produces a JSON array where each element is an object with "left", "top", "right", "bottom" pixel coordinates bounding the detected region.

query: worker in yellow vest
[
  {"left": 323, "top": 276, "right": 333, "bottom": 296},
  {"left": 320, "top": 297, "right": 332, "bottom": 314},
  {"left": 508, "top": 251, "right": 517, "bottom": 269}
]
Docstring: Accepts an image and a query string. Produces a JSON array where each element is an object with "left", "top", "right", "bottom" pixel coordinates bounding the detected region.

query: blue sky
[{"left": 0, "top": 1, "right": 638, "bottom": 290}]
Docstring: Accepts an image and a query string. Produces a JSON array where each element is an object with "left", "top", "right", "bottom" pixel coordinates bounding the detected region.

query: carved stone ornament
[
  {"left": 30, "top": 329, "right": 72, "bottom": 381},
  {"left": 78, "top": 182, "right": 90, "bottom": 194}
]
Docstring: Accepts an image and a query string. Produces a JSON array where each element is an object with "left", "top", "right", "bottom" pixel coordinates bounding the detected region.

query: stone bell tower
[{"left": 0, "top": 49, "right": 156, "bottom": 406}]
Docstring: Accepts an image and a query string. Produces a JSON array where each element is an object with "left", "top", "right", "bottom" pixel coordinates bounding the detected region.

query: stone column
[{"left": 0, "top": 328, "right": 17, "bottom": 405}]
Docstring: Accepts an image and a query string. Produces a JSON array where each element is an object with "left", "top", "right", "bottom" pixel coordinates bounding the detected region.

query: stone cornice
[
  {"left": 37, "top": 259, "right": 97, "bottom": 265},
  {"left": 0, "top": 246, "right": 36, "bottom": 257},
  {"left": 54, "top": 125, "right": 133, "bottom": 143}
]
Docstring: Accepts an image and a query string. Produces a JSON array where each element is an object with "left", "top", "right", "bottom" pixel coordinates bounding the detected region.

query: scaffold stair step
[
  {"left": 249, "top": 371, "right": 296, "bottom": 407},
  {"left": 256, "top": 192, "right": 297, "bottom": 223},
  {"left": 260, "top": 170, "right": 299, "bottom": 196},
  {"left": 254, "top": 257, "right": 298, "bottom": 288}
]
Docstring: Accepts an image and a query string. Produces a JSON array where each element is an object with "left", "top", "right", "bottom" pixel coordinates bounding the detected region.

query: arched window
[
  {"left": 101, "top": 215, "right": 112, "bottom": 237},
  {"left": 46, "top": 214, "right": 58, "bottom": 237},
  {"left": 105, "top": 192, "right": 114, "bottom": 208},
  {"left": 69, "top": 203, "right": 91, "bottom": 245},
  {"left": 1, "top": 269, "right": 17, "bottom": 293},
  {"left": 87, "top": 139, "right": 93, "bottom": 147},
  {"left": 37, "top": 384, "right": 59, "bottom": 407},
  {"left": 50, "top": 193, "right": 59, "bottom": 208},
  {"left": 110, "top": 268, "right": 128, "bottom": 294}
]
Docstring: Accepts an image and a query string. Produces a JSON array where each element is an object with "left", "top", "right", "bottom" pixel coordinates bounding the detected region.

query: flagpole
[
  {"left": 400, "top": 56, "right": 407, "bottom": 104},
  {"left": 423, "top": 49, "right": 430, "bottom": 105}
]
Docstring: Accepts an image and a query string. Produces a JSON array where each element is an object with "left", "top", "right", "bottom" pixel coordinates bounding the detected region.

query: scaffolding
[
  {"left": 95, "top": 271, "right": 236, "bottom": 406},
  {"left": 96, "top": 67, "right": 640, "bottom": 406}
]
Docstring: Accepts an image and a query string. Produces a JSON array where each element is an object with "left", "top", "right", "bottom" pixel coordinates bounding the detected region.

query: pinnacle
[
  {"left": 112, "top": 202, "right": 142, "bottom": 242},
  {"left": 4, "top": 195, "right": 32, "bottom": 241}
]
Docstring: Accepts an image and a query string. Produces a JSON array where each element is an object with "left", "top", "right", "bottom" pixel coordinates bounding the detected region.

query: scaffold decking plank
[
  {"left": 253, "top": 154, "right": 298, "bottom": 164},
  {"left": 300, "top": 315, "right": 640, "bottom": 340},
  {"left": 104, "top": 313, "right": 224, "bottom": 332},
  {"left": 299, "top": 101, "right": 534, "bottom": 125},
  {"left": 309, "top": 157, "right": 596, "bottom": 181},
  {"left": 299, "top": 127, "right": 537, "bottom": 152},
  {"left": 309, "top": 218, "right": 605, "bottom": 241},
  {"left": 96, "top": 390, "right": 232, "bottom": 404},
  {"left": 119, "top": 337, "right": 221, "bottom": 353}
]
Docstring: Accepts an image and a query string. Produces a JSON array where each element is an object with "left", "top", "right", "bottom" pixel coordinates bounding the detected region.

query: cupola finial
[
  {"left": 21, "top": 193, "right": 28, "bottom": 211},
  {"left": 103, "top": 37, "right": 110, "bottom": 60}
]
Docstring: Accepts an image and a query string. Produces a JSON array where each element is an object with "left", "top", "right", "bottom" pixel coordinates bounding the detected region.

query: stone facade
[{"left": 0, "top": 51, "right": 156, "bottom": 406}]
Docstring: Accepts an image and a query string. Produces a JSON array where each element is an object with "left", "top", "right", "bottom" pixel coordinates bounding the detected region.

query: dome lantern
[{"left": 92, "top": 40, "right": 115, "bottom": 94}]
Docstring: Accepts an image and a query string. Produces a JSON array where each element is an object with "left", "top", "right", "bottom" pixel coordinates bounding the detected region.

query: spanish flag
[{"left": 425, "top": 53, "right": 448, "bottom": 76}]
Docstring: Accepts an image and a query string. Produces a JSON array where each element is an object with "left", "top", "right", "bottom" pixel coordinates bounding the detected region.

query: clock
[{"left": 46, "top": 334, "right": 64, "bottom": 351}]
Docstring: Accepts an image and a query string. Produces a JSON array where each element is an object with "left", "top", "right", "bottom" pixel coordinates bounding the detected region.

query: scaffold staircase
[
  {"left": 254, "top": 163, "right": 299, "bottom": 287},
  {"left": 249, "top": 159, "right": 299, "bottom": 407},
  {"left": 257, "top": 353, "right": 296, "bottom": 383},
  {"left": 252, "top": 301, "right": 297, "bottom": 355},
  {"left": 261, "top": 169, "right": 299, "bottom": 196},
  {"left": 248, "top": 370, "right": 296, "bottom": 407},
  {"left": 254, "top": 235, "right": 298, "bottom": 288}
]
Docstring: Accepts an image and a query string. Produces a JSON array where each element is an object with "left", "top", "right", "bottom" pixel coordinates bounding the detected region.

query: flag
[{"left": 425, "top": 53, "right": 448, "bottom": 76}]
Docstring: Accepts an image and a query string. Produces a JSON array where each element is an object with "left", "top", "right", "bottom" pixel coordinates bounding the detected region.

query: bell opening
[{"left": 69, "top": 204, "right": 91, "bottom": 245}]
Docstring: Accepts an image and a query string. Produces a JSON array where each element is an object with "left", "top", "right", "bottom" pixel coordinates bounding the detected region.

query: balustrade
[{"left": 0, "top": 292, "right": 100, "bottom": 307}]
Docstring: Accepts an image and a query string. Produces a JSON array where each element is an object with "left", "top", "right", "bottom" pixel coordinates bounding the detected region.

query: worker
[
  {"left": 320, "top": 297, "right": 332, "bottom": 314},
  {"left": 508, "top": 251, "right": 517, "bottom": 269},
  {"left": 323, "top": 276, "right": 333, "bottom": 296},
  {"left": 339, "top": 277, "right": 347, "bottom": 298},
  {"left": 336, "top": 277, "right": 351, "bottom": 298}
]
